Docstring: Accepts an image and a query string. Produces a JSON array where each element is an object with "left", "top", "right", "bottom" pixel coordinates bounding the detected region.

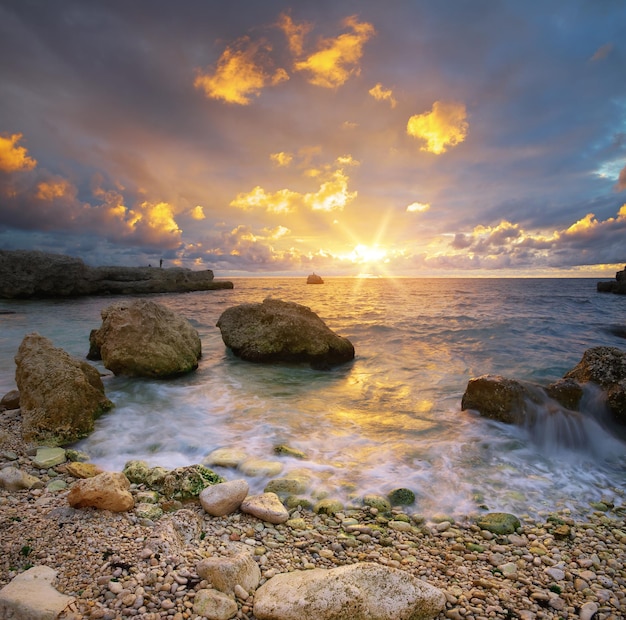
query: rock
[
  {"left": 216, "top": 298, "right": 355, "bottom": 369},
  {"left": 253, "top": 562, "right": 446, "bottom": 620},
  {"left": 388, "top": 488, "right": 416, "bottom": 506},
  {"left": 32, "top": 446, "right": 66, "bottom": 468},
  {"left": 199, "top": 479, "right": 249, "bottom": 516},
  {"left": 0, "top": 389, "right": 20, "bottom": 410},
  {"left": 314, "top": 498, "right": 344, "bottom": 516},
  {"left": 273, "top": 444, "right": 306, "bottom": 459},
  {"left": 145, "top": 509, "right": 202, "bottom": 557},
  {"left": 564, "top": 346, "right": 626, "bottom": 424},
  {"left": 67, "top": 471, "right": 134, "bottom": 512},
  {"left": 65, "top": 461, "right": 103, "bottom": 478},
  {"left": 0, "top": 565, "right": 76, "bottom": 620},
  {"left": 545, "top": 378, "right": 584, "bottom": 410},
  {"left": 475, "top": 512, "right": 521, "bottom": 535},
  {"left": 135, "top": 502, "right": 164, "bottom": 521},
  {"left": 203, "top": 447, "right": 248, "bottom": 468},
  {"left": 239, "top": 457, "right": 283, "bottom": 477},
  {"left": 579, "top": 601, "right": 599, "bottom": 620},
  {"left": 240, "top": 492, "right": 289, "bottom": 524},
  {"left": 363, "top": 494, "right": 392, "bottom": 512},
  {"left": 122, "top": 460, "right": 224, "bottom": 500},
  {"left": 14, "top": 333, "right": 113, "bottom": 446},
  {"left": 264, "top": 475, "right": 309, "bottom": 495},
  {"left": 0, "top": 249, "right": 233, "bottom": 298},
  {"left": 0, "top": 466, "right": 43, "bottom": 491},
  {"left": 89, "top": 299, "right": 202, "bottom": 378},
  {"left": 597, "top": 265, "right": 626, "bottom": 294},
  {"left": 306, "top": 273, "right": 324, "bottom": 284},
  {"left": 193, "top": 588, "right": 238, "bottom": 620},
  {"left": 196, "top": 544, "right": 261, "bottom": 595}
]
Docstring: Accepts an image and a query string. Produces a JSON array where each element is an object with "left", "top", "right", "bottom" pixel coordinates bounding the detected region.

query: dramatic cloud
[
  {"left": 0, "top": 133, "right": 37, "bottom": 172},
  {"left": 194, "top": 37, "right": 288, "bottom": 105},
  {"left": 369, "top": 83, "right": 397, "bottom": 108},
  {"left": 277, "top": 12, "right": 313, "bottom": 57},
  {"left": 293, "top": 16, "right": 375, "bottom": 88},
  {"left": 407, "top": 101, "right": 469, "bottom": 154}
]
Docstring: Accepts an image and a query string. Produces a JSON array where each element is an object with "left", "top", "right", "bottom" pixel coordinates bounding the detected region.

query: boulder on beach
[
  {"left": 564, "top": 346, "right": 626, "bottom": 424},
  {"left": 216, "top": 298, "right": 355, "bottom": 369},
  {"left": 88, "top": 299, "right": 202, "bottom": 378},
  {"left": 67, "top": 471, "right": 134, "bottom": 512},
  {"left": 253, "top": 562, "right": 446, "bottom": 620},
  {"left": 14, "top": 333, "right": 113, "bottom": 446},
  {"left": 0, "top": 249, "right": 233, "bottom": 298}
]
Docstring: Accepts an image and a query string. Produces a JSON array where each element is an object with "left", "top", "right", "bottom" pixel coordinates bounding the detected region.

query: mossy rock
[
  {"left": 388, "top": 488, "right": 415, "bottom": 506},
  {"left": 475, "top": 512, "right": 521, "bottom": 535},
  {"left": 273, "top": 444, "right": 307, "bottom": 459},
  {"left": 314, "top": 498, "right": 344, "bottom": 516},
  {"left": 285, "top": 496, "right": 313, "bottom": 510},
  {"left": 265, "top": 476, "right": 308, "bottom": 495},
  {"left": 363, "top": 494, "right": 391, "bottom": 513}
]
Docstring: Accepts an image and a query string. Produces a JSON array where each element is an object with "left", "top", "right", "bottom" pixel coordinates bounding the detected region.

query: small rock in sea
[
  {"left": 313, "top": 498, "right": 344, "bottom": 516},
  {"left": 273, "top": 444, "right": 307, "bottom": 459},
  {"left": 203, "top": 447, "right": 248, "bottom": 468},
  {"left": 240, "top": 493, "right": 289, "bottom": 524},
  {"left": 388, "top": 487, "right": 416, "bottom": 506},
  {"left": 199, "top": 479, "right": 249, "bottom": 517},
  {"left": 264, "top": 475, "right": 309, "bottom": 495},
  {"left": 475, "top": 512, "right": 521, "bottom": 535},
  {"left": 239, "top": 457, "right": 283, "bottom": 477}
]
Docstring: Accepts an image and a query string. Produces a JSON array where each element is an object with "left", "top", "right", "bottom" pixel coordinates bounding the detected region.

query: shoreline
[{"left": 1, "top": 410, "right": 625, "bottom": 619}]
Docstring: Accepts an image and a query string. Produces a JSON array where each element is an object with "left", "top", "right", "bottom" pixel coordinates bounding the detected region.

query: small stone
[
  {"left": 65, "top": 462, "right": 102, "bottom": 479},
  {"left": 240, "top": 493, "right": 289, "bottom": 524},
  {"left": 135, "top": 502, "right": 163, "bottom": 520},
  {"left": 32, "top": 447, "right": 66, "bottom": 469},
  {"left": 193, "top": 588, "right": 237, "bottom": 620},
  {"left": 363, "top": 494, "right": 391, "bottom": 512},
  {"left": 0, "top": 467, "right": 43, "bottom": 491},
  {"left": 475, "top": 512, "right": 521, "bottom": 535},
  {"left": 46, "top": 479, "right": 68, "bottom": 492},
  {"left": 388, "top": 520, "right": 413, "bottom": 532},
  {"left": 544, "top": 567, "right": 565, "bottom": 581},
  {"left": 579, "top": 601, "right": 598, "bottom": 620},
  {"left": 273, "top": 444, "right": 307, "bottom": 459}
]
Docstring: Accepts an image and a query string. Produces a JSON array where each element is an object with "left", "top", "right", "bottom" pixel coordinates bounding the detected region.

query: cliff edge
[
  {"left": 0, "top": 250, "right": 233, "bottom": 298},
  {"left": 597, "top": 265, "right": 626, "bottom": 295}
]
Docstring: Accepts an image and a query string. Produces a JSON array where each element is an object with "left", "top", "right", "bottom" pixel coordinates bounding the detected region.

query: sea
[{"left": 1, "top": 277, "right": 625, "bottom": 520}]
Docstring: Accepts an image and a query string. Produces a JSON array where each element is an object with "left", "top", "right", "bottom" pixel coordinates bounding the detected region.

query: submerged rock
[
  {"left": 89, "top": 299, "right": 202, "bottom": 378},
  {"left": 216, "top": 298, "right": 355, "bottom": 369},
  {"left": 15, "top": 333, "right": 113, "bottom": 446},
  {"left": 253, "top": 562, "right": 446, "bottom": 620},
  {"left": 0, "top": 249, "right": 233, "bottom": 298}
]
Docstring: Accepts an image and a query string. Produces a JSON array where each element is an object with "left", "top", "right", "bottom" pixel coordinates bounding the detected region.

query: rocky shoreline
[
  {"left": 1, "top": 409, "right": 625, "bottom": 619},
  {"left": 597, "top": 266, "right": 626, "bottom": 295},
  {"left": 0, "top": 250, "right": 233, "bottom": 298}
]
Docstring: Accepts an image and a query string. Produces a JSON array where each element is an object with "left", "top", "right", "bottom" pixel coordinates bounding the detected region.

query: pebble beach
[{"left": 1, "top": 407, "right": 625, "bottom": 620}]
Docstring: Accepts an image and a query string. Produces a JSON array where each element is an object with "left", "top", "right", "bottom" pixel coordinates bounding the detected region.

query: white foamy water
[{"left": 1, "top": 277, "right": 624, "bottom": 518}]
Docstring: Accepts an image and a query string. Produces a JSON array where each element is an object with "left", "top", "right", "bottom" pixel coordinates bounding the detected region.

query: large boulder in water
[
  {"left": 14, "top": 333, "right": 113, "bottom": 446},
  {"left": 216, "top": 298, "right": 355, "bottom": 369},
  {"left": 88, "top": 299, "right": 201, "bottom": 378},
  {"left": 563, "top": 346, "right": 626, "bottom": 424}
]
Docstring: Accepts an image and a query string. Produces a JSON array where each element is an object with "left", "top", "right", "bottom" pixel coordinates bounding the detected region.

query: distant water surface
[{"left": 1, "top": 278, "right": 624, "bottom": 519}]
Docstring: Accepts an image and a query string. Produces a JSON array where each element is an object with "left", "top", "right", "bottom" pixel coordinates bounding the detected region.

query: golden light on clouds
[
  {"left": 407, "top": 101, "right": 469, "bottom": 154},
  {"left": 277, "top": 12, "right": 313, "bottom": 57},
  {"left": 36, "top": 178, "right": 73, "bottom": 201},
  {"left": 369, "top": 83, "right": 397, "bottom": 108},
  {"left": 230, "top": 156, "right": 358, "bottom": 213},
  {"left": 293, "top": 16, "right": 375, "bottom": 88},
  {"left": 270, "top": 151, "right": 293, "bottom": 167},
  {"left": 0, "top": 133, "right": 37, "bottom": 172},
  {"left": 194, "top": 38, "right": 288, "bottom": 105},
  {"left": 190, "top": 205, "right": 205, "bottom": 220},
  {"left": 406, "top": 201, "right": 430, "bottom": 213}
]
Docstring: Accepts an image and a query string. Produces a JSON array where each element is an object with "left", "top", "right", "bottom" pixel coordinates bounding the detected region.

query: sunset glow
[{"left": 0, "top": 2, "right": 625, "bottom": 276}]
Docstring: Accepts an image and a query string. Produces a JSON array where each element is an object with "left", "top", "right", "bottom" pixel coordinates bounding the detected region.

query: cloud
[
  {"left": 406, "top": 202, "right": 430, "bottom": 213},
  {"left": 277, "top": 12, "right": 313, "bottom": 57},
  {"left": 590, "top": 43, "right": 613, "bottom": 62},
  {"left": 293, "top": 16, "right": 375, "bottom": 88},
  {"left": 194, "top": 37, "right": 288, "bottom": 105},
  {"left": 407, "top": 101, "right": 469, "bottom": 154},
  {"left": 616, "top": 164, "right": 626, "bottom": 192},
  {"left": 36, "top": 178, "right": 74, "bottom": 201},
  {"left": 190, "top": 205, "right": 205, "bottom": 220},
  {"left": 0, "top": 133, "right": 37, "bottom": 172},
  {"left": 369, "top": 83, "right": 397, "bottom": 108},
  {"left": 270, "top": 151, "right": 293, "bottom": 167},
  {"left": 230, "top": 156, "right": 358, "bottom": 213}
]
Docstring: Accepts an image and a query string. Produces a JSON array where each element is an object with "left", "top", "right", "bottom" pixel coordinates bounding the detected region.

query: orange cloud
[
  {"left": 230, "top": 156, "right": 357, "bottom": 213},
  {"left": 36, "top": 178, "right": 74, "bottom": 201},
  {"left": 270, "top": 151, "right": 293, "bottom": 167},
  {"left": 369, "top": 83, "right": 397, "bottom": 108},
  {"left": 407, "top": 101, "right": 469, "bottom": 154},
  {"left": 277, "top": 13, "right": 313, "bottom": 57},
  {"left": 293, "top": 16, "right": 375, "bottom": 88},
  {"left": 0, "top": 133, "right": 37, "bottom": 172},
  {"left": 190, "top": 205, "right": 206, "bottom": 220},
  {"left": 194, "top": 37, "right": 288, "bottom": 105}
]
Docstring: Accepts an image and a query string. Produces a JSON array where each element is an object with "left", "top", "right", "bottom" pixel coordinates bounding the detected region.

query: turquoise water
[{"left": 1, "top": 278, "right": 624, "bottom": 518}]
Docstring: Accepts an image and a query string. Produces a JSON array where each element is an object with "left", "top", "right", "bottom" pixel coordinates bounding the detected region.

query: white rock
[
  {"left": 200, "top": 479, "right": 249, "bottom": 517},
  {"left": 240, "top": 492, "right": 289, "bottom": 524},
  {"left": 579, "top": 601, "right": 598, "bottom": 620},
  {"left": 193, "top": 588, "right": 238, "bottom": 620},
  {"left": 196, "top": 544, "right": 261, "bottom": 595},
  {"left": 0, "top": 565, "right": 76, "bottom": 620},
  {"left": 544, "top": 566, "right": 565, "bottom": 581},
  {"left": 253, "top": 561, "right": 446, "bottom": 620}
]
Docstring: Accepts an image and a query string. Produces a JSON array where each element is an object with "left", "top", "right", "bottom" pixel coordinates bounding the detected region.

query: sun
[{"left": 348, "top": 244, "right": 388, "bottom": 264}]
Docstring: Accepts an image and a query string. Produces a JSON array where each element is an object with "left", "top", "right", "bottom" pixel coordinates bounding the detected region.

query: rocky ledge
[
  {"left": 597, "top": 265, "right": 626, "bottom": 295},
  {"left": 0, "top": 250, "right": 233, "bottom": 299}
]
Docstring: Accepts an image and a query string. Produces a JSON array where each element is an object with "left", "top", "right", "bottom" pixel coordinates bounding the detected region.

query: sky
[{"left": 1, "top": 0, "right": 625, "bottom": 277}]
